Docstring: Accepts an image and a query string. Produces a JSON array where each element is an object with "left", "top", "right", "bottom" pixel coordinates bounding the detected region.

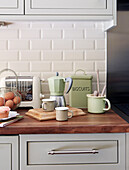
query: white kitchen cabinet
[
  {"left": 0, "top": 0, "right": 116, "bottom": 26},
  {"left": 0, "top": 136, "right": 18, "bottom": 170},
  {"left": 20, "top": 133, "right": 125, "bottom": 170},
  {"left": 25, "top": 0, "right": 113, "bottom": 15},
  {"left": 126, "top": 133, "right": 129, "bottom": 170},
  {"left": 0, "top": 0, "right": 24, "bottom": 14}
]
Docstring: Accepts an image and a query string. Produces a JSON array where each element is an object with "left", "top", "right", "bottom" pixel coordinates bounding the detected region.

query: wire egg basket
[{"left": 0, "top": 69, "right": 22, "bottom": 110}]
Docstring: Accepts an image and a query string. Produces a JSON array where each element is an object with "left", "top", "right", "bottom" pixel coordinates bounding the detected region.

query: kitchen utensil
[
  {"left": 2, "top": 75, "right": 44, "bottom": 108},
  {"left": 42, "top": 99, "right": 56, "bottom": 112},
  {"left": 55, "top": 107, "right": 73, "bottom": 121},
  {"left": 87, "top": 94, "right": 111, "bottom": 113},
  {"left": 25, "top": 107, "right": 86, "bottom": 121},
  {"left": 48, "top": 72, "right": 73, "bottom": 107},
  {"left": 97, "top": 69, "right": 100, "bottom": 95},
  {"left": 69, "top": 69, "right": 93, "bottom": 108},
  {"left": 101, "top": 85, "right": 106, "bottom": 96},
  {"left": 93, "top": 90, "right": 99, "bottom": 96},
  {"left": 0, "top": 69, "right": 22, "bottom": 110}
]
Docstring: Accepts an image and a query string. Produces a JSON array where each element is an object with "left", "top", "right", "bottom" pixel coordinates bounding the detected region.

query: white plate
[{"left": 0, "top": 111, "right": 19, "bottom": 121}]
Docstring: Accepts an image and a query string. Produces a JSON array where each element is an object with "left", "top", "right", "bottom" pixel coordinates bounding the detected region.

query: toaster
[{"left": 3, "top": 76, "right": 44, "bottom": 108}]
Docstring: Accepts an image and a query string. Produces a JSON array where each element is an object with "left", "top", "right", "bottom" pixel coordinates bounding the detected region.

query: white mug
[
  {"left": 42, "top": 99, "right": 56, "bottom": 112},
  {"left": 55, "top": 107, "right": 73, "bottom": 121}
]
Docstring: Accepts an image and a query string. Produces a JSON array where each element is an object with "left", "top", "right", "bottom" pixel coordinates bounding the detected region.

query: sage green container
[{"left": 69, "top": 69, "right": 93, "bottom": 108}]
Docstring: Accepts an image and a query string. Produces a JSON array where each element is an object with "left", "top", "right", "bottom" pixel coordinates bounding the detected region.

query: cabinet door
[
  {"left": 126, "top": 133, "right": 129, "bottom": 170},
  {"left": 0, "top": 136, "right": 18, "bottom": 170},
  {"left": 0, "top": 0, "right": 24, "bottom": 14},
  {"left": 20, "top": 133, "right": 125, "bottom": 170},
  {"left": 25, "top": 0, "right": 112, "bottom": 15}
]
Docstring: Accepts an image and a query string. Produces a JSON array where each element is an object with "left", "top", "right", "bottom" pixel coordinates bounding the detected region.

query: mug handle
[
  {"left": 68, "top": 110, "right": 73, "bottom": 119},
  {"left": 42, "top": 103, "right": 47, "bottom": 110},
  {"left": 103, "top": 99, "right": 111, "bottom": 111}
]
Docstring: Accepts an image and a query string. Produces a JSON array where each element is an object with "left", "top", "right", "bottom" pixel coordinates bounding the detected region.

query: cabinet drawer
[
  {"left": 20, "top": 134, "right": 125, "bottom": 170},
  {"left": 25, "top": 0, "right": 113, "bottom": 15},
  {"left": 0, "top": 0, "right": 24, "bottom": 14},
  {"left": 28, "top": 140, "right": 117, "bottom": 165}
]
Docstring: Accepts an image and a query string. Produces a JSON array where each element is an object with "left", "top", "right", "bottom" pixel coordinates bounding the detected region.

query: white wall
[{"left": 0, "top": 21, "right": 106, "bottom": 103}]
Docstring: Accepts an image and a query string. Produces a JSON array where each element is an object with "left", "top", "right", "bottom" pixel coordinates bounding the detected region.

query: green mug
[{"left": 87, "top": 94, "right": 111, "bottom": 113}]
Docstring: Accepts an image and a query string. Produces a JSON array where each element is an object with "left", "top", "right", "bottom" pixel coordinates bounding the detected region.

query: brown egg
[
  {"left": 5, "top": 92, "right": 14, "bottom": 100},
  {"left": 5, "top": 100, "right": 14, "bottom": 109},
  {"left": 13, "top": 96, "right": 21, "bottom": 105},
  {"left": 0, "top": 97, "right": 4, "bottom": 106}
]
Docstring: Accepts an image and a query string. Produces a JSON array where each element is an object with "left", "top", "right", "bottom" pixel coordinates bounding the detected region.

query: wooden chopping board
[{"left": 25, "top": 107, "right": 86, "bottom": 121}]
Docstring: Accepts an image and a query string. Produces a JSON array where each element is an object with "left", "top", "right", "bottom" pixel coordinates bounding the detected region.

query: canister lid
[{"left": 71, "top": 69, "right": 93, "bottom": 80}]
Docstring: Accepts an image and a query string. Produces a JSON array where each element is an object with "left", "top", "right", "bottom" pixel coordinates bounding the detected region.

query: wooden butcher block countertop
[{"left": 0, "top": 108, "right": 129, "bottom": 134}]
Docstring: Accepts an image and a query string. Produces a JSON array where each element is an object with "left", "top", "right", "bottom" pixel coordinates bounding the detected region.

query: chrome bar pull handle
[{"left": 48, "top": 149, "right": 99, "bottom": 155}]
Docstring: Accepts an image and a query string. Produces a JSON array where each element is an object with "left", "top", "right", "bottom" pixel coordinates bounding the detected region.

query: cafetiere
[{"left": 48, "top": 72, "right": 73, "bottom": 107}]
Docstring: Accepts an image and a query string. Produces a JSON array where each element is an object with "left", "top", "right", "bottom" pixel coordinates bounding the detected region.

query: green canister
[{"left": 69, "top": 69, "right": 93, "bottom": 108}]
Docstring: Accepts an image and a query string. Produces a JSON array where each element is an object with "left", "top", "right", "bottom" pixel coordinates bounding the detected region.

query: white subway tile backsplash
[
  {"left": 99, "top": 72, "right": 106, "bottom": 82},
  {"left": 95, "top": 61, "right": 105, "bottom": 71},
  {"left": 42, "top": 51, "right": 62, "bottom": 61},
  {"left": 42, "top": 30, "right": 62, "bottom": 39},
  {"left": 52, "top": 40, "right": 73, "bottom": 50},
  {"left": 64, "top": 30, "right": 84, "bottom": 39},
  {"left": 86, "top": 29, "right": 105, "bottom": 39},
  {"left": 0, "top": 40, "right": 7, "bottom": 50},
  {"left": 52, "top": 61, "right": 73, "bottom": 72},
  {"left": 87, "top": 72, "right": 96, "bottom": 82},
  {"left": 74, "top": 40, "right": 95, "bottom": 50},
  {"left": 30, "top": 61, "right": 51, "bottom": 72},
  {"left": 30, "top": 40, "right": 51, "bottom": 50},
  {"left": 8, "top": 40, "right": 30, "bottom": 50},
  {"left": 86, "top": 50, "right": 105, "bottom": 60},
  {"left": 63, "top": 51, "right": 84, "bottom": 61},
  {"left": 20, "top": 72, "right": 41, "bottom": 77},
  {"left": 74, "top": 61, "right": 95, "bottom": 71},
  {"left": 0, "top": 62, "right": 8, "bottom": 70},
  {"left": 0, "top": 21, "right": 106, "bottom": 104},
  {"left": 63, "top": 72, "right": 74, "bottom": 78},
  {"left": 41, "top": 83, "right": 50, "bottom": 94},
  {"left": 0, "top": 30, "right": 18, "bottom": 39},
  {"left": 0, "top": 51, "right": 18, "bottom": 61},
  {"left": 31, "top": 22, "right": 52, "bottom": 28},
  {"left": 8, "top": 62, "right": 30, "bottom": 72},
  {"left": 19, "top": 51, "right": 41, "bottom": 61},
  {"left": 95, "top": 39, "right": 105, "bottom": 49},
  {"left": 19, "top": 29, "right": 41, "bottom": 39}
]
